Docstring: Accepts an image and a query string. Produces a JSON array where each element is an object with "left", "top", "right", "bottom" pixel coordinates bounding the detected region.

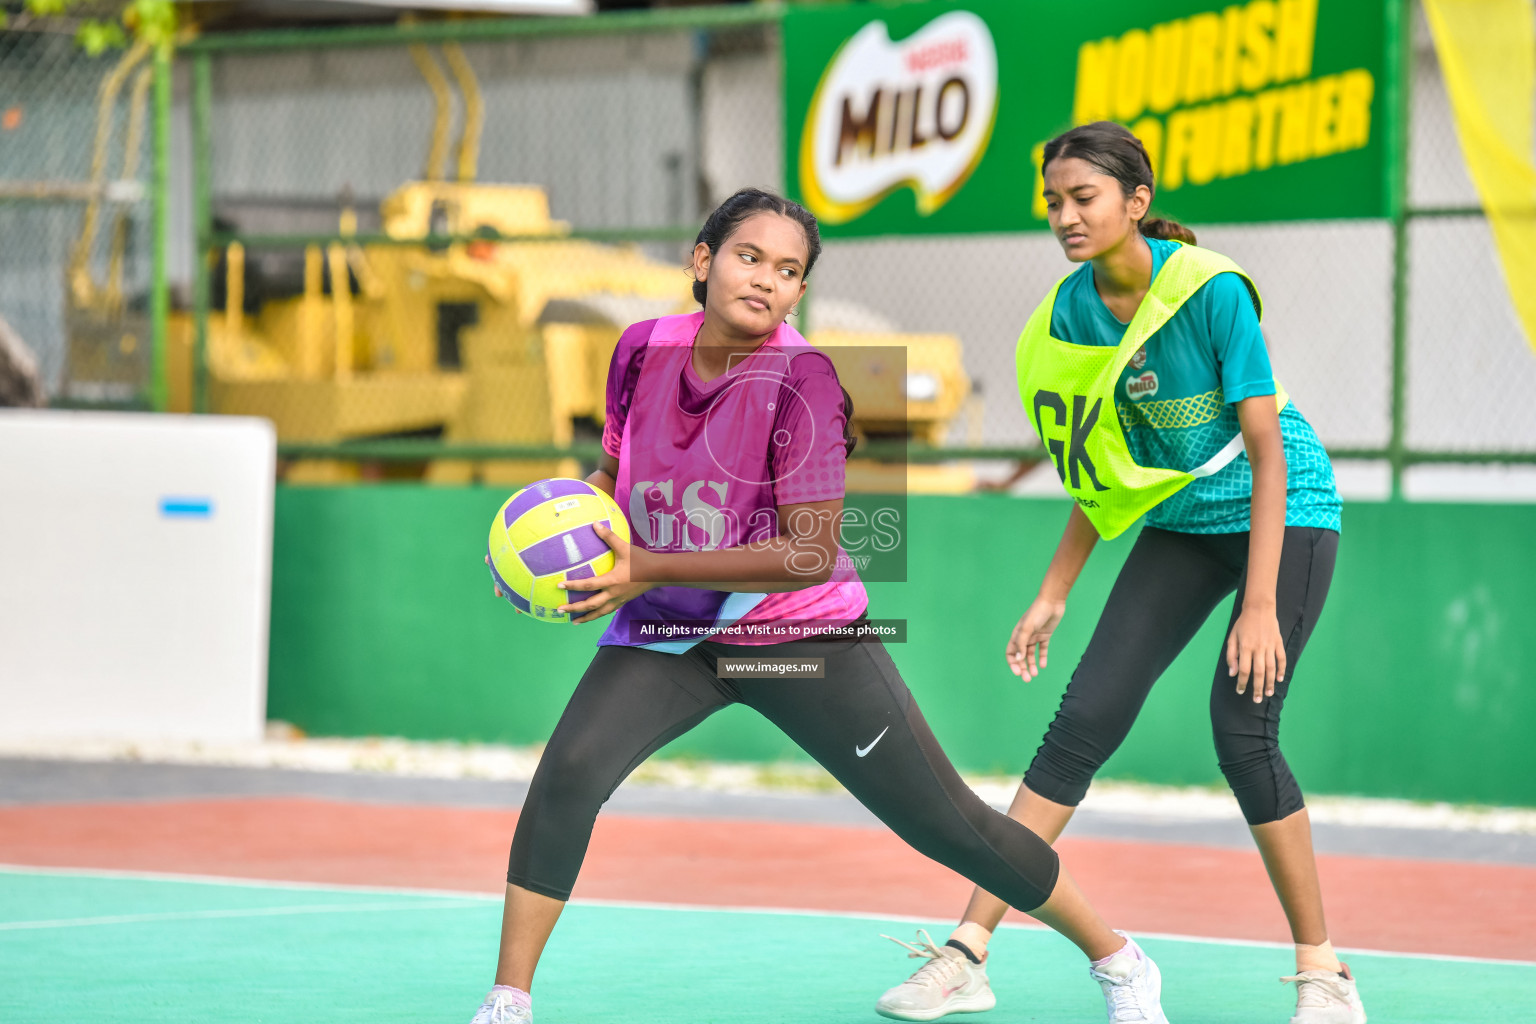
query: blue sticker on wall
[{"left": 160, "top": 497, "right": 213, "bottom": 518}]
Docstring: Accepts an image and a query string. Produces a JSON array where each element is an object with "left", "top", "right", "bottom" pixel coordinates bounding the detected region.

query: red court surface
[{"left": 2, "top": 796, "right": 1531, "bottom": 962}]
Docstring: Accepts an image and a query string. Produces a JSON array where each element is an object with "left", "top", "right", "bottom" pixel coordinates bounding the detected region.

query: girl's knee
[
  {"left": 530, "top": 741, "right": 622, "bottom": 812},
  {"left": 1218, "top": 749, "right": 1304, "bottom": 825},
  {"left": 1026, "top": 728, "right": 1112, "bottom": 804}
]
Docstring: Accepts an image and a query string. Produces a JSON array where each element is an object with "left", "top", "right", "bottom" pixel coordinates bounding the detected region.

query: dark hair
[
  {"left": 689, "top": 189, "right": 854, "bottom": 458},
  {"left": 691, "top": 187, "right": 823, "bottom": 306},
  {"left": 1040, "top": 121, "right": 1196, "bottom": 244}
]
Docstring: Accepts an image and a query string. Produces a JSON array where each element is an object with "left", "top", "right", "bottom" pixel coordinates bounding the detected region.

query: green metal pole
[
  {"left": 149, "top": 42, "right": 172, "bottom": 412},
  {"left": 1385, "top": 0, "right": 1411, "bottom": 500},
  {"left": 192, "top": 52, "right": 213, "bottom": 414}
]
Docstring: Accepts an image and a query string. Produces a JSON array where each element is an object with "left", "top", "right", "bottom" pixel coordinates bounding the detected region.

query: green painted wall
[{"left": 268, "top": 487, "right": 1536, "bottom": 806}]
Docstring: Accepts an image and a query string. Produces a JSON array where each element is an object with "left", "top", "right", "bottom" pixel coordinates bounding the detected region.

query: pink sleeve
[
  {"left": 771, "top": 364, "right": 848, "bottom": 506},
  {"left": 601, "top": 321, "right": 656, "bottom": 459}
]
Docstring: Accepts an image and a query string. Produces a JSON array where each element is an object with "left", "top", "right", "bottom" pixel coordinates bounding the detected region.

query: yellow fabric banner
[{"left": 1423, "top": 0, "right": 1536, "bottom": 353}]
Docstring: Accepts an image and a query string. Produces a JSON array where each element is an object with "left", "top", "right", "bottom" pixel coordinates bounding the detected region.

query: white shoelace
[
  {"left": 1281, "top": 972, "right": 1347, "bottom": 1009},
  {"left": 1091, "top": 962, "right": 1149, "bottom": 1023},
  {"left": 484, "top": 992, "right": 530, "bottom": 1023},
  {"left": 1103, "top": 982, "right": 1143, "bottom": 1022},
  {"left": 881, "top": 930, "right": 969, "bottom": 987}
]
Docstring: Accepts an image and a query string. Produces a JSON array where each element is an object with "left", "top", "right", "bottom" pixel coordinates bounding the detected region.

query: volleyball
[{"left": 488, "top": 478, "right": 631, "bottom": 623}]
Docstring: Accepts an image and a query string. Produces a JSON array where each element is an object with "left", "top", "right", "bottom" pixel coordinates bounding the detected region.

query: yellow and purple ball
[{"left": 488, "top": 478, "right": 630, "bottom": 624}]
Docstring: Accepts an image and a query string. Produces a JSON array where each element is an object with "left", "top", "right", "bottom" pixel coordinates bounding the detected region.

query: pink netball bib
[{"left": 600, "top": 312, "right": 866, "bottom": 651}]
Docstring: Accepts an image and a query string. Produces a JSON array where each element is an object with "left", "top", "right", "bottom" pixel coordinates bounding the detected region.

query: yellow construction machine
[
  {"left": 172, "top": 41, "right": 979, "bottom": 490},
  {"left": 201, "top": 42, "right": 693, "bottom": 483}
]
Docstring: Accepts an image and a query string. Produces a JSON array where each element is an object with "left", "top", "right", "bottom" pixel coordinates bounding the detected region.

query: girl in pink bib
[{"left": 471, "top": 189, "right": 1170, "bottom": 1024}]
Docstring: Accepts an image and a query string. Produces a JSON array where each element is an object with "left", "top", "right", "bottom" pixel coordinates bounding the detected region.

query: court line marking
[
  {"left": 0, "top": 900, "right": 482, "bottom": 932},
  {"left": 3, "top": 862, "right": 1533, "bottom": 968},
  {"left": 567, "top": 897, "right": 1536, "bottom": 969},
  {"left": 0, "top": 862, "right": 500, "bottom": 903}
]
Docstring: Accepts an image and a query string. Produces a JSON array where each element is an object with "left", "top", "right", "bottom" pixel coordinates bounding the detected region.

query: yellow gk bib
[{"left": 1014, "top": 242, "right": 1287, "bottom": 539}]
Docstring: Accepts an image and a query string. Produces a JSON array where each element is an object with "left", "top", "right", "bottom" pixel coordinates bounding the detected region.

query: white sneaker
[
  {"left": 1282, "top": 964, "right": 1366, "bottom": 1023},
  {"left": 469, "top": 989, "right": 531, "bottom": 1024},
  {"left": 1090, "top": 933, "right": 1170, "bottom": 1023},
  {"left": 875, "top": 930, "right": 996, "bottom": 1021}
]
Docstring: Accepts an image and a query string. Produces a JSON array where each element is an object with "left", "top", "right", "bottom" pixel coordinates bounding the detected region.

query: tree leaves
[
  {"left": 25, "top": 0, "right": 75, "bottom": 17},
  {"left": 15, "top": 1, "right": 177, "bottom": 50},
  {"left": 74, "top": 17, "right": 126, "bottom": 55},
  {"left": 125, "top": 0, "right": 175, "bottom": 45}
]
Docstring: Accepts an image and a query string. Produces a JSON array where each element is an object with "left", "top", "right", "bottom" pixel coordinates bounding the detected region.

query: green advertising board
[{"left": 784, "top": 0, "right": 1390, "bottom": 236}]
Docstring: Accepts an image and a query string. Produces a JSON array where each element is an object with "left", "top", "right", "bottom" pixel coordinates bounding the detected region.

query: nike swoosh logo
[{"left": 856, "top": 726, "right": 889, "bottom": 758}]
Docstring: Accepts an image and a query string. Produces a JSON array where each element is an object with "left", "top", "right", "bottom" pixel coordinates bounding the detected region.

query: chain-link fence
[
  {"left": 797, "top": 1, "right": 1536, "bottom": 475},
  {"left": 0, "top": 26, "right": 158, "bottom": 406},
  {"left": 1405, "top": 3, "right": 1536, "bottom": 459},
  {"left": 176, "top": 10, "right": 787, "bottom": 483},
  {"left": 6, "top": 1, "right": 1532, "bottom": 487}
]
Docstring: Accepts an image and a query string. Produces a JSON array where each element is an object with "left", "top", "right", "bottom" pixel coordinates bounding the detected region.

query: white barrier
[{"left": 0, "top": 411, "right": 275, "bottom": 742}]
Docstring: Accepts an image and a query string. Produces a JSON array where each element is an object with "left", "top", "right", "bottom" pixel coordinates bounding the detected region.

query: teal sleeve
[{"left": 1200, "top": 272, "right": 1276, "bottom": 404}]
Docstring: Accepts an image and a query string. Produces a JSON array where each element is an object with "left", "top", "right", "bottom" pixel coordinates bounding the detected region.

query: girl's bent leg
[
  {"left": 499, "top": 645, "right": 731, "bottom": 988},
  {"left": 957, "top": 528, "right": 1243, "bottom": 957},
  {"left": 730, "top": 636, "right": 1121, "bottom": 960},
  {"left": 507, "top": 645, "right": 728, "bottom": 899},
  {"left": 1025, "top": 528, "right": 1241, "bottom": 807}
]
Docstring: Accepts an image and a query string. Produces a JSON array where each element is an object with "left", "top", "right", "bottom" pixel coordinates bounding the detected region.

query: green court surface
[{"left": 3, "top": 867, "right": 1531, "bottom": 1023}]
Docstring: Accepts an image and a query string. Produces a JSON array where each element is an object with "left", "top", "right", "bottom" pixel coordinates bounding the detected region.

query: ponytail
[{"left": 1140, "top": 217, "right": 1197, "bottom": 244}]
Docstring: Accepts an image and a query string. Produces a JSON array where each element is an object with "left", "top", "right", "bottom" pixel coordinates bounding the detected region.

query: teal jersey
[{"left": 1049, "top": 237, "right": 1342, "bottom": 534}]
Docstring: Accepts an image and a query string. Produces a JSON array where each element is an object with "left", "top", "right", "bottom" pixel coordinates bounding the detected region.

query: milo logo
[
  {"left": 798, "top": 10, "right": 998, "bottom": 225},
  {"left": 1127, "top": 372, "right": 1159, "bottom": 400}
]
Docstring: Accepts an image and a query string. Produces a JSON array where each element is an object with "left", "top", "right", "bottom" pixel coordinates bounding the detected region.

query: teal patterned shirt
[{"left": 1048, "top": 238, "right": 1342, "bottom": 534}]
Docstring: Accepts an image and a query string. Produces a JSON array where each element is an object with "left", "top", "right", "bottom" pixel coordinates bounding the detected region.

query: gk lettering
[{"left": 1032, "top": 390, "right": 1110, "bottom": 493}]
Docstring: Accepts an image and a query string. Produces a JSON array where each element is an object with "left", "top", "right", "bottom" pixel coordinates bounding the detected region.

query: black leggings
[
  {"left": 1025, "top": 526, "right": 1338, "bottom": 825},
  {"left": 509, "top": 627, "right": 1061, "bottom": 911}
]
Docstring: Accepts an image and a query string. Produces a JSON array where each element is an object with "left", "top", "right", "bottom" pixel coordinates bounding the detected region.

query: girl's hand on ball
[
  {"left": 557, "top": 522, "right": 654, "bottom": 624},
  {"left": 1006, "top": 595, "right": 1065, "bottom": 681},
  {"left": 485, "top": 554, "right": 502, "bottom": 598},
  {"left": 1227, "top": 605, "right": 1286, "bottom": 703}
]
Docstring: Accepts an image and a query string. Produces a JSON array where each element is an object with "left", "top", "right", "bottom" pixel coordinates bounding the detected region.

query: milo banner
[{"left": 784, "top": 0, "right": 1389, "bottom": 236}]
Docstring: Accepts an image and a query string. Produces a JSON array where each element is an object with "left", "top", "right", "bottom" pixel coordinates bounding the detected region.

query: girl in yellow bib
[{"left": 874, "top": 123, "right": 1363, "bottom": 1024}]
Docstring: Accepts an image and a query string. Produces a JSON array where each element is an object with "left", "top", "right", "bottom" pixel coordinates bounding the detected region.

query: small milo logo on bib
[{"left": 1126, "top": 372, "right": 1159, "bottom": 401}]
